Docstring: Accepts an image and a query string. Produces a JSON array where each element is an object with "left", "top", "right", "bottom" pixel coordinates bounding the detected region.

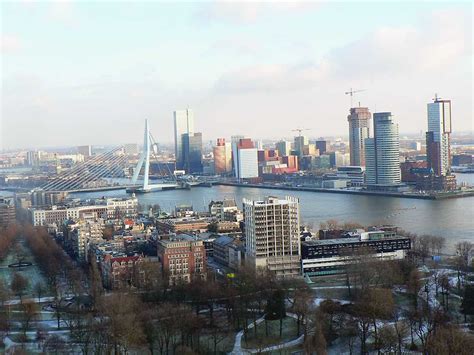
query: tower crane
[{"left": 345, "top": 88, "right": 366, "bottom": 108}]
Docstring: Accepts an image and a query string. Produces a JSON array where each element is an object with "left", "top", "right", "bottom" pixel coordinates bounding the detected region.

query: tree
[
  {"left": 264, "top": 288, "right": 286, "bottom": 338},
  {"left": 461, "top": 284, "right": 474, "bottom": 323},
  {"left": 0, "top": 277, "right": 10, "bottom": 306},
  {"left": 97, "top": 292, "right": 145, "bottom": 353},
  {"left": 304, "top": 322, "right": 327, "bottom": 355},
  {"left": 43, "top": 334, "right": 67, "bottom": 354},
  {"left": 291, "top": 286, "right": 313, "bottom": 337},
  {"left": 20, "top": 300, "right": 38, "bottom": 335},
  {"left": 407, "top": 269, "right": 422, "bottom": 309},
  {"left": 33, "top": 281, "right": 46, "bottom": 303},
  {"left": 425, "top": 324, "right": 474, "bottom": 355},
  {"left": 455, "top": 241, "right": 473, "bottom": 290},
  {"left": 10, "top": 272, "right": 29, "bottom": 303},
  {"left": 377, "top": 324, "right": 398, "bottom": 354}
]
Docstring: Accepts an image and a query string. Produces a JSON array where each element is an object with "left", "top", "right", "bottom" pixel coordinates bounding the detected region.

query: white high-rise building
[
  {"left": 243, "top": 196, "right": 301, "bottom": 278},
  {"left": 232, "top": 138, "right": 258, "bottom": 180},
  {"left": 365, "top": 112, "right": 401, "bottom": 186},
  {"left": 427, "top": 97, "right": 452, "bottom": 176},
  {"left": 174, "top": 109, "right": 194, "bottom": 170},
  {"left": 348, "top": 107, "right": 371, "bottom": 166}
]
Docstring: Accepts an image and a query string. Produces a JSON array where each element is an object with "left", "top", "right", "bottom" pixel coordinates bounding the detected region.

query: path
[{"left": 229, "top": 312, "right": 303, "bottom": 355}]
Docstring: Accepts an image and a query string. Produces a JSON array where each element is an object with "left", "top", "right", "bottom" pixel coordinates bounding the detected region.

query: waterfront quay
[{"left": 214, "top": 181, "right": 474, "bottom": 200}]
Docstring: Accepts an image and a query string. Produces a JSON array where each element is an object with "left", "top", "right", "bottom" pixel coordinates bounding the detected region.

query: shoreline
[{"left": 213, "top": 182, "right": 474, "bottom": 200}]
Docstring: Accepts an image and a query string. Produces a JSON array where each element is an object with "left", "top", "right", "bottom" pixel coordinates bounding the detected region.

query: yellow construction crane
[{"left": 345, "top": 88, "right": 365, "bottom": 107}]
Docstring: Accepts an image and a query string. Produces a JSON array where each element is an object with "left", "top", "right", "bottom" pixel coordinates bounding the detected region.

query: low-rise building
[
  {"left": 156, "top": 217, "right": 210, "bottom": 233},
  {"left": 0, "top": 198, "right": 16, "bottom": 228},
  {"left": 213, "top": 235, "right": 244, "bottom": 270},
  {"left": 301, "top": 231, "right": 411, "bottom": 277},
  {"left": 209, "top": 199, "right": 238, "bottom": 220},
  {"left": 101, "top": 253, "right": 145, "bottom": 289}
]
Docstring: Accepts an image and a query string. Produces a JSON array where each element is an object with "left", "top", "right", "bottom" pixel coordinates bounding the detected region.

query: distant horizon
[
  {"left": 2, "top": 1, "right": 472, "bottom": 150},
  {"left": 2, "top": 129, "right": 474, "bottom": 153}
]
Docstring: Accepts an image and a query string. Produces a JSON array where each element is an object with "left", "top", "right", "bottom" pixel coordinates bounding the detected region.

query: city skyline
[{"left": 2, "top": 1, "right": 472, "bottom": 150}]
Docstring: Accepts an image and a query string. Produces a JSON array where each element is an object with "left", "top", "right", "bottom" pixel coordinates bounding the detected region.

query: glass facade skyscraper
[
  {"left": 365, "top": 112, "right": 401, "bottom": 186},
  {"left": 174, "top": 109, "right": 194, "bottom": 170},
  {"left": 426, "top": 98, "right": 452, "bottom": 176},
  {"left": 182, "top": 132, "right": 203, "bottom": 174}
]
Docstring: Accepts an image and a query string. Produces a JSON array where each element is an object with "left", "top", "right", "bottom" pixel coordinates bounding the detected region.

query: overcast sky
[{"left": 1, "top": 0, "right": 472, "bottom": 150}]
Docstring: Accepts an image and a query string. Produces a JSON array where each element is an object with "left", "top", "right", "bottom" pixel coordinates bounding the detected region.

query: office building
[
  {"left": 244, "top": 196, "right": 301, "bottom": 278},
  {"left": 426, "top": 96, "right": 452, "bottom": 176},
  {"left": 348, "top": 107, "right": 371, "bottom": 166},
  {"left": 233, "top": 138, "right": 258, "bottom": 180},
  {"left": 329, "top": 151, "right": 344, "bottom": 168},
  {"left": 294, "top": 136, "right": 309, "bottom": 157},
  {"left": 174, "top": 109, "right": 194, "bottom": 170},
  {"left": 301, "top": 231, "right": 411, "bottom": 277},
  {"left": 77, "top": 145, "right": 92, "bottom": 158},
  {"left": 26, "top": 151, "right": 41, "bottom": 167},
  {"left": 316, "top": 140, "right": 327, "bottom": 155},
  {"left": 452, "top": 154, "right": 472, "bottom": 166},
  {"left": 276, "top": 140, "right": 292, "bottom": 157},
  {"left": 213, "top": 138, "right": 232, "bottom": 174},
  {"left": 182, "top": 132, "right": 203, "bottom": 173},
  {"left": 365, "top": 112, "right": 401, "bottom": 187}
]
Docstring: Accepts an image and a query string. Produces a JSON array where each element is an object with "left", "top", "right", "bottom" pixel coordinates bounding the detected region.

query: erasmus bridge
[{"left": 41, "top": 120, "right": 182, "bottom": 193}]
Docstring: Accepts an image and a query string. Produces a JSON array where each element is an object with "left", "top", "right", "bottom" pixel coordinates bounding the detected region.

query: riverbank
[{"left": 214, "top": 182, "right": 474, "bottom": 200}]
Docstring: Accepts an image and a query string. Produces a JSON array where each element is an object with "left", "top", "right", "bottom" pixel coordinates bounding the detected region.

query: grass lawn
[{"left": 242, "top": 316, "right": 299, "bottom": 350}]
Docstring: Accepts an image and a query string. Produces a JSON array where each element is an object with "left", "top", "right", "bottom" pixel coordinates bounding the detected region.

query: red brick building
[
  {"left": 101, "top": 254, "right": 145, "bottom": 289},
  {"left": 157, "top": 238, "right": 206, "bottom": 285}
]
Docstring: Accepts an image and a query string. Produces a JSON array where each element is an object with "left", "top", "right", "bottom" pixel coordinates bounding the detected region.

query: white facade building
[
  {"left": 365, "top": 112, "right": 401, "bottom": 186},
  {"left": 244, "top": 196, "right": 301, "bottom": 278},
  {"left": 236, "top": 148, "right": 258, "bottom": 179},
  {"left": 427, "top": 98, "right": 452, "bottom": 175}
]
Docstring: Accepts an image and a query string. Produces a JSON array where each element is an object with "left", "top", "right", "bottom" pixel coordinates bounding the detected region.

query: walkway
[{"left": 229, "top": 312, "right": 304, "bottom": 355}]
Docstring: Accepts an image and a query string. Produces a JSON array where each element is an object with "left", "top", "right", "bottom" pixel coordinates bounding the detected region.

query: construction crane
[{"left": 345, "top": 88, "right": 365, "bottom": 107}]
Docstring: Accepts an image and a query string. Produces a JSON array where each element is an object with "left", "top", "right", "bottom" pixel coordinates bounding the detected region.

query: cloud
[
  {"left": 328, "top": 8, "right": 471, "bottom": 80},
  {"left": 0, "top": 34, "right": 22, "bottom": 53},
  {"left": 214, "top": 9, "right": 471, "bottom": 93},
  {"left": 215, "top": 62, "right": 329, "bottom": 93},
  {"left": 209, "top": 37, "right": 260, "bottom": 57},
  {"left": 196, "top": 0, "right": 319, "bottom": 24}
]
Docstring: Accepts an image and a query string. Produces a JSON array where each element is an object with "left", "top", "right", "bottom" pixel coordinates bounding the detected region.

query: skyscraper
[
  {"left": 213, "top": 138, "right": 232, "bottom": 174},
  {"left": 364, "top": 112, "right": 401, "bottom": 186},
  {"left": 348, "top": 107, "right": 371, "bottom": 166},
  {"left": 244, "top": 196, "right": 301, "bottom": 278},
  {"left": 174, "top": 109, "right": 194, "bottom": 170},
  {"left": 426, "top": 96, "right": 452, "bottom": 176},
  {"left": 315, "top": 140, "right": 327, "bottom": 155},
  {"left": 294, "top": 135, "right": 308, "bottom": 157},
  {"left": 77, "top": 145, "right": 92, "bottom": 159},
  {"left": 275, "top": 140, "right": 292, "bottom": 156},
  {"left": 232, "top": 138, "right": 258, "bottom": 180},
  {"left": 182, "top": 132, "right": 203, "bottom": 174}
]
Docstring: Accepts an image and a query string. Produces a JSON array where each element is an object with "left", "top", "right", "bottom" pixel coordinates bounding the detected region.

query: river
[
  {"left": 70, "top": 178, "right": 474, "bottom": 252},
  {"left": 2, "top": 174, "right": 473, "bottom": 251}
]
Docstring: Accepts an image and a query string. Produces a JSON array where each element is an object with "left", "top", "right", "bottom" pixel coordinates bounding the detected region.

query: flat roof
[{"left": 302, "top": 235, "right": 410, "bottom": 246}]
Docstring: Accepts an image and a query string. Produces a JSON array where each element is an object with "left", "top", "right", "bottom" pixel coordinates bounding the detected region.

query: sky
[{"left": 1, "top": 0, "right": 472, "bottom": 150}]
